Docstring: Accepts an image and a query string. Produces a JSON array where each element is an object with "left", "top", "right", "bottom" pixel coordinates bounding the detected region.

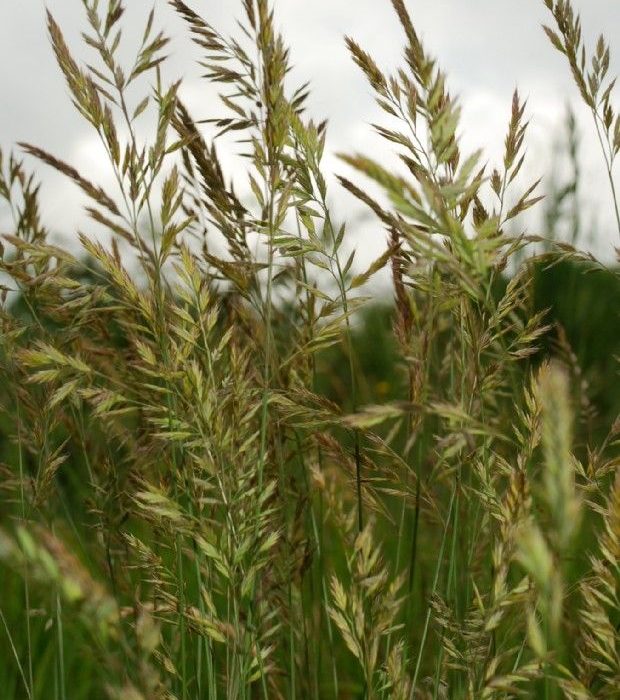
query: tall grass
[{"left": 1, "top": 0, "right": 620, "bottom": 697}]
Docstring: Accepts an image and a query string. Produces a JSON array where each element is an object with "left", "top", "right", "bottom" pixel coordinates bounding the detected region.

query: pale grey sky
[{"left": 1, "top": 0, "right": 620, "bottom": 262}]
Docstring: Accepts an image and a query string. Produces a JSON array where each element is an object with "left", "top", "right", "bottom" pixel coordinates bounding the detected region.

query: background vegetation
[{"left": 1, "top": 0, "right": 620, "bottom": 698}]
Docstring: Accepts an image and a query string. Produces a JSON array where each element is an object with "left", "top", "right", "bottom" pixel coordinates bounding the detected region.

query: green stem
[{"left": 410, "top": 483, "right": 457, "bottom": 698}]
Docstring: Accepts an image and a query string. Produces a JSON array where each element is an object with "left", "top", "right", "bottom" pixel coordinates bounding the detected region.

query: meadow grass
[{"left": 1, "top": 0, "right": 620, "bottom": 697}]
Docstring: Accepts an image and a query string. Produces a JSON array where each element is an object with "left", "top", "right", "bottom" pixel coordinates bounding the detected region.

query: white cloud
[{"left": 2, "top": 0, "right": 620, "bottom": 262}]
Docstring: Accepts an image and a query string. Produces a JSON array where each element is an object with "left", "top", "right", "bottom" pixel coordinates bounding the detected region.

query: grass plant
[{"left": 1, "top": 0, "right": 620, "bottom": 697}]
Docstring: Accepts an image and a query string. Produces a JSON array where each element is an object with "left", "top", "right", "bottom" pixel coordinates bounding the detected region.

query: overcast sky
[{"left": 2, "top": 0, "right": 620, "bottom": 264}]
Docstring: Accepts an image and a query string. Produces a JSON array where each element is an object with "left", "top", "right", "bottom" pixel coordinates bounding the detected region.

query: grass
[{"left": 1, "top": 0, "right": 620, "bottom": 697}]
